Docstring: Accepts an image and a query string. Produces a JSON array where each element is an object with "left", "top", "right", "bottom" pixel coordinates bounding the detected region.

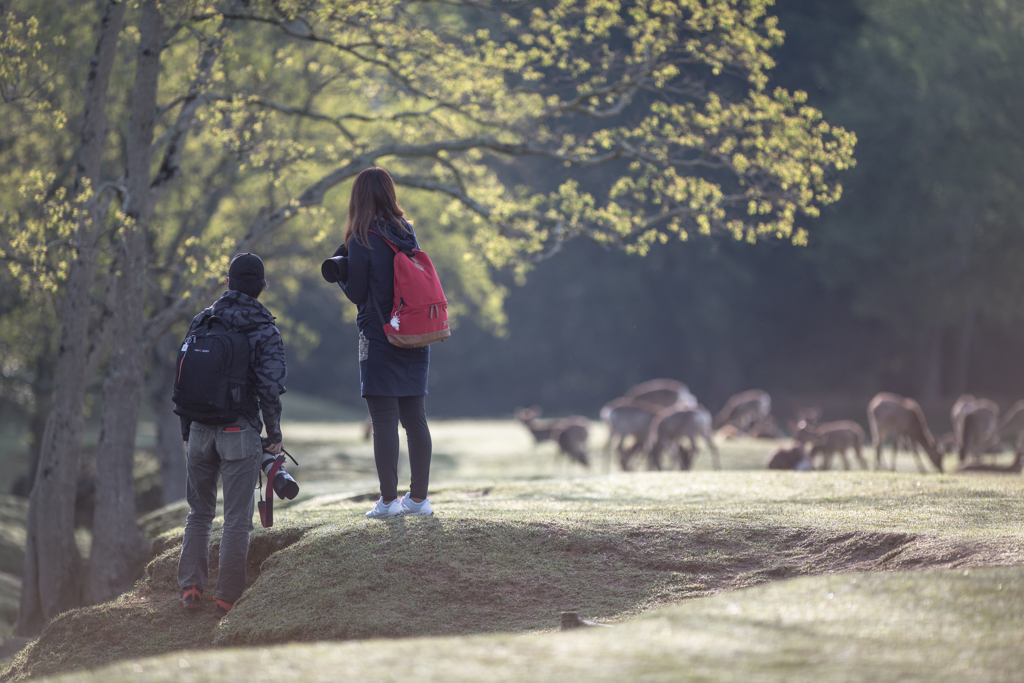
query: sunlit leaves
[{"left": 1, "top": 0, "right": 853, "bottom": 338}]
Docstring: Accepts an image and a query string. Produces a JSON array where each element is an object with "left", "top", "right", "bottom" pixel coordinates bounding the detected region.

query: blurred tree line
[{"left": 294, "top": 0, "right": 1024, "bottom": 418}]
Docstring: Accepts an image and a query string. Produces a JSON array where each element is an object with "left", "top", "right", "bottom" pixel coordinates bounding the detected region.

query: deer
[
  {"left": 936, "top": 431, "right": 958, "bottom": 456},
  {"left": 623, "top": 379, "right": 697, "bottom": 409},
  {"left": 767, "top": 442, "right": 813, "bottom": 470},
  {"left": 950, "top": 394, "right": 976, "bottom": 448},
  {"left": 645, "top": 404, "right": 719, "bottom": 471},
  {"left": 867, "top": 392, "right": 943, "bottom": 472},
  {"left": 600, "top": 397, "right": 663, "bottom": 471},
  {"left": 515, "top": 406, "right": 561, "bottom": 444},
  {"left": 551, "top": 418, "right": 591, "bottom": 467},
  {"left": 997, "top": 400, "right": 1024, "bottom": 455},
  {"left": 795, "top": 406, "right": 823, "bottom": 426},
  {"left": 956, "top": 451, "right": 1023, "bottom": 474},
  {"left": 516, "top": 406, "right": 590, "bottom": 467},
  {"left": 793, "top": 419, "right": 868, "bottom": 470},
  {"left": 713, "top": 389, "right": 771, "bottom": 433},
  {"left": 956, "top": 398, "right": 1000, "bottom": 463}
]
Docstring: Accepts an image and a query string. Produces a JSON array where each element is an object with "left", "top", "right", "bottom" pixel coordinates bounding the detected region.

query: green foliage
[{"left": 1, "top": 0, "right": 852, "bottom": 324}]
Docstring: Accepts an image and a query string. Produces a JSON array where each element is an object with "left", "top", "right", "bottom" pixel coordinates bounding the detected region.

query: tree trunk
[
  {"left": 16, "top": 266, "right": 94, "bottom": 635},
  {"left": 149, "top": 332, "right": 187, "bottom": 505},
  {"left": 16, "top": 0, "right": 127, "bottom": 637},
  {"left": 13, "top": 353, "right": 55, "bottom": 498},
  {"left": 26, "top": 355, "right": 54, "bottom": 491},
  {"left": 88, "top": 323, "right": 151, "bottom": 602},
  {"left": 88, "top": 0, "right": 163, "bottom": 604}
]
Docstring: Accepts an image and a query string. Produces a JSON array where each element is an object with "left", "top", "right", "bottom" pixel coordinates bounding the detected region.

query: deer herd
[{"left": 516, "top": 381, "right": 1024, "bottom": 475}]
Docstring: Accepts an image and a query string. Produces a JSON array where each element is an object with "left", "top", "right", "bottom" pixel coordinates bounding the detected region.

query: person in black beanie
[{"left": 175, "top": 252, "right": 290, "bottom": 617}]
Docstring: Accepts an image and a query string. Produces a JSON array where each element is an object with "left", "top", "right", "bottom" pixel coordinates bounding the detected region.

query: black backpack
[{"left": 172, "top": 314, "right": 252, "bottom": 424}]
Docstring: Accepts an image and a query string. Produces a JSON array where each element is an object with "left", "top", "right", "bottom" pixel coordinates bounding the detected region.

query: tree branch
[{"left": 389, "top": 173, "right": 492, "bottom": 217}]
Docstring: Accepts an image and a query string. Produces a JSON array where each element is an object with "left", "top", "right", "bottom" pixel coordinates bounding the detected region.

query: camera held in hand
[{"left": 261, "top": 441, "right": 299, "bottom": 500}]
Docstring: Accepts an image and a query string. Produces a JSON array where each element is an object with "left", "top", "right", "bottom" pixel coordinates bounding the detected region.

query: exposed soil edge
[{"left": 0, "top": 526, "right": 310, "bottom": 683}]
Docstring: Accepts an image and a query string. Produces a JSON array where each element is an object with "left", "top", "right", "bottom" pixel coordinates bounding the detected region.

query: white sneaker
[
  {"left": 400, "top": 495, "right": 433, "bottom": 516},
  {"left": 365, "top": 497, "right": 403, "bottom": 519}
]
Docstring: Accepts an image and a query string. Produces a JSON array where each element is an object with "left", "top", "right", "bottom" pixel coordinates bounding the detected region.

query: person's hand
[{"left": 265, "top": 441, "right": 283, "bottom": 455}]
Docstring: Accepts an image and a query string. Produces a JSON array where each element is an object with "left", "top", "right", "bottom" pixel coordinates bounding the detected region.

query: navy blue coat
[{"left": 335, "top": 219, "right": 430, "bottom": 397}]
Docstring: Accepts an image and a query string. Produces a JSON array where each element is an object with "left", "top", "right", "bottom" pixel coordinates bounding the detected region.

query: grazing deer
[
  {"left": 516, "top": 406, "right": 590, "bottom": 467},
  {"left": 767, "top": 442, "right": 813, "bottom": 470},
  {"left": 794, "top": 419, "right": 868, "bottom": 470},
  {"left": 748, "top": 414, "right": 785, "bottom": 439},
  {"left": 956, "top": 398, "right": 1000, "bottom": 463},
  {"left": 998, "top": 400, "right": 1024, "bottom": 455},
  {"left": 956, "top": 451, "right": 1023, "bottom": 474},
  {"left": 515, "top": 406, "right": 560, "bottom": 444},
  {"left": 936, "top": 431, "right": 958, "bottom": 455},
  {"left": 646, "top": 404, "right": 719, "bottom": 471},
  {"left": 600, "top": 397, "right": 663, "bottom": 471},
  {"left": 950, "top": 394, "right": 975, "bottom": 448},
  {"left": 867, "top": 392, "right": 942, "bottom": 472},
  {"left": 551, "top": 418, "right": 590, "bottom": 467},
  {"left": 713, "top": 389, "right": 771, "bottom": 433},
  {"left": 624, "top": 379, "right": 697, "bottom": 409},
  {"left": 795, "top": 406, "right": 823, "bottom": 426}
]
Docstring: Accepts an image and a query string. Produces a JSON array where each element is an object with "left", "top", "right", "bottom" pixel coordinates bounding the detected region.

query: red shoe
[
  {"left": 180, "top": 584, "right": 202, "bottom": 610},
  {"left": 214, "top": 597, "right": 234, "bottom": 619}
]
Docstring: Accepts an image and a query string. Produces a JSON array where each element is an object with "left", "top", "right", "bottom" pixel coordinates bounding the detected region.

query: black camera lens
[
  {"left": 320, "top": 256, "right": 348, "bottom": 283},
  {"left": 262, "top": 456, "right": 299, "bottom": 500}
]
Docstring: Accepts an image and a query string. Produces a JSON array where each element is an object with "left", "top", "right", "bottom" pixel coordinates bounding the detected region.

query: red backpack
[{"left": 368, "top": 229, "right": 450, "bottom": 348}]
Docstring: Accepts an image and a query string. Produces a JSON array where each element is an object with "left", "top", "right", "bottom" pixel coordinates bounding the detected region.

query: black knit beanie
[{"left": 228, "top": 253, "right": 265, "bottom": 281}]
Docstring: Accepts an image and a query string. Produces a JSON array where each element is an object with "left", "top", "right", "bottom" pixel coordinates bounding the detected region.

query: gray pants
[{"left": 177, "top": 418, "right": 261, "bottom": 604}]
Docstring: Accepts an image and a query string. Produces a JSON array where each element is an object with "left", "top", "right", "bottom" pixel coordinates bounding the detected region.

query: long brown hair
[{"left": 344, "top": 167, "right": 410, "bottom": 248}]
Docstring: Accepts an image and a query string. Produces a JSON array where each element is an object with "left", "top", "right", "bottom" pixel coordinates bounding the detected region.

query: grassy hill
[
  {"left": 32, "top": 564, "right": 1024, "bottom": 682},
  {"left": 4, "top": 468, "right": 1024, "bottom": 681}
]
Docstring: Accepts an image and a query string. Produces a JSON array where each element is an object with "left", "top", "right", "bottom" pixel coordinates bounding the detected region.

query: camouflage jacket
[{"left": 178, "top": 290, "right": 288, "bottom": 442}]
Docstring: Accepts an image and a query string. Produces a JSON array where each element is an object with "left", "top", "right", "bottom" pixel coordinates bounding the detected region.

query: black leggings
[{"left": 365, "top": 395, "right": 432, "bottom": 501}]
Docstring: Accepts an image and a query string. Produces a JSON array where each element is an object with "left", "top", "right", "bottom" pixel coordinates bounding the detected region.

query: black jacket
[
  {"left": 179, "top": 290, "right": 288, "bottom": 441},
  {"left": 334, "top": 219, "right": 430, "bottom": 397},
  {"left": 335, "top": 219, "right": 419, "bottom": 344}
]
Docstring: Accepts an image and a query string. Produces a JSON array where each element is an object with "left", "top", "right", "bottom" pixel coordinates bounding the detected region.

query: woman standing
[{"left": 331, "top": 167, "right": 433, "bottom": 518}]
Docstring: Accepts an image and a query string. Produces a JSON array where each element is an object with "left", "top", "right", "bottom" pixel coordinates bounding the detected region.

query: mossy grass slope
[
  {"left": 37, "top": 565, "right": 1024, "bottom": 682},
  {"left": 5, "top": 471, "right": 1024, "bottom": 680}
]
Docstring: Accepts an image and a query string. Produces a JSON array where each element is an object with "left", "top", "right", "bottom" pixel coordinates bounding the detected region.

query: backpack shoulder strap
[
  {"left": 204, "top": 314, "right": 229, "bottom": 329},
  {"left": 367, "top": 229, "right": 400, "bottom": 254},
  {"left": 368, "top": 227, "right": 416, "bottom": 257},
  {"left": 365, "top": 228, "right": 397, "bottom": 327},
  {"left": 368, "top": 291, "right": 389, "bottom": 327}
]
